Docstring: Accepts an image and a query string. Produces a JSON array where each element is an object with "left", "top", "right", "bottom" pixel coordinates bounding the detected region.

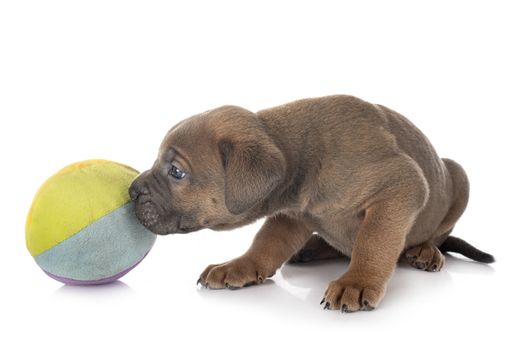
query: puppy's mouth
[
  {"left": 133, "top": 200, "right": 202, "bottom": 235},
  {"left": 173, "top": 215, "right": 202, "bottom": 233},
  {"left": 134, "top": 200, "right": 159, "bottom": 228}
]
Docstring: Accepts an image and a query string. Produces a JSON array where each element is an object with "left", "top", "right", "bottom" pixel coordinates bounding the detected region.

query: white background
[{"left": 1, "top": 1, "right": 508, "bottom": 349}]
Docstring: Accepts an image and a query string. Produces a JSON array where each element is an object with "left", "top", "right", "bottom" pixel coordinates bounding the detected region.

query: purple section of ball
[{"left": 42, "top": 251, "right": 150, "bottom": 285}]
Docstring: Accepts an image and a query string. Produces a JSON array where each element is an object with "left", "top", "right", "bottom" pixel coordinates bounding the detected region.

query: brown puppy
[{"left": 129, "top": 95, "right": 494, "bottom": 312}]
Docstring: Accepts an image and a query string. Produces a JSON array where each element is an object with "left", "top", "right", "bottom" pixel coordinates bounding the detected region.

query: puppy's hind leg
[
  {"left": 433, "top": 158, "right": 469, "bottom": 244},
  {"left": 405, "top": 158, "right": 471, "bottom": 272},
  {"left": 288, "top": 234, "right": 344, "bottom": 263}
]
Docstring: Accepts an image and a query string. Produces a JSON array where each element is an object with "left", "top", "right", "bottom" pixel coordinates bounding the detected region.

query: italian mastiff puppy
[{"left": 129, "top": 95, "right": 494, "bottom": 312}]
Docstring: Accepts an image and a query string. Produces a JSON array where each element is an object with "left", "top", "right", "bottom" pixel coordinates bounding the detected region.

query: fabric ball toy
[{"left": 26, "top": 159, "right": 156, "bottom": 285}]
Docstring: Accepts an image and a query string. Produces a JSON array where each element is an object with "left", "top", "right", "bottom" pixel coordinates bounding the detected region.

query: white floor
[{"left": 4, "top": 222, "right": 506, "bottom": 350}]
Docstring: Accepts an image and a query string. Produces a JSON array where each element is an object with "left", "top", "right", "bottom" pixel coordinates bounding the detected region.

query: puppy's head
[{"left": 129, "top": 106, "right": 286, "bottom": 235}]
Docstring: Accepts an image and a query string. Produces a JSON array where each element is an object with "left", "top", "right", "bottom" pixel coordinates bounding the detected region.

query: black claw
[
  {"left": 341, "top": 304, "right": 348, "bottom": 313},
  {"left": 362, "top": 300, "right": 374, "bottom": 311},
  {"left": 320, "top": 298, "right": 325, "bottom": 305},
  {"left": 197, "top": 278, "right": 208, "bottom": 287},
  {"left": 324, "top": 302, "right": 330, "bottom": 310}
]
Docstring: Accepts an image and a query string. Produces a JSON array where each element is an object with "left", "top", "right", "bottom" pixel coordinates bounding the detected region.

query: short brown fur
[{"left": 130, "top": 95, "right": 492, "bottom": 312}]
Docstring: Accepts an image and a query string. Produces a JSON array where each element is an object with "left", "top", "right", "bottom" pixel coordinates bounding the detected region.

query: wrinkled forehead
[{"left": 157, "top": 115, "right": 219, "bottom": 169}]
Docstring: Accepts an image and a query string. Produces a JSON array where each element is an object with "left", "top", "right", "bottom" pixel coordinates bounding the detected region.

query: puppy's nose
[{"left": 129, "top": 180, "right": 149, "bottom": 201}]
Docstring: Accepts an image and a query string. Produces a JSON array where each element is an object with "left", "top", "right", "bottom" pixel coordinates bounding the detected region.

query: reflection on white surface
[
  {"left": 54, "top": 280, "right": 134, "bottom": 297},
  {"left": 194, "top": 254, "right": 496, "bottom": 318}
]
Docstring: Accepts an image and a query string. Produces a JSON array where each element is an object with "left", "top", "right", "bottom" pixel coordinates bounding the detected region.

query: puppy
[{"left": 130, "top": 95, "right": 494, "bottom": 312}]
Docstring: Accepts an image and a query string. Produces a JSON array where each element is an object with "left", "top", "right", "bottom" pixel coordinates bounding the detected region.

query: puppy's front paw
[
  {"left": 197, "top": 256, "right": 273, "bottom": 290},
  {"left": 322, "top": 276, "right": 385, "bottom": 312}
]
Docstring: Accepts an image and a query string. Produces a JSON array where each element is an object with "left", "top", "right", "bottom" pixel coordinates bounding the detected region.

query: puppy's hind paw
[{"left": 405, "top": 243, "right": 445, "bottom": 272}]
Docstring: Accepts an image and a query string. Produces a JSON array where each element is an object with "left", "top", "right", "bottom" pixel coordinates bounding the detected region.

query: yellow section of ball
[{"left": 26, "top": 160, "right": 139, "bottom": 257}]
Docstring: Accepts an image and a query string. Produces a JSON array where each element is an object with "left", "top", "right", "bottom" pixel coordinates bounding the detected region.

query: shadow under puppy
[{"left": 129, "top": 95, "right": 494, "bottom": 312}]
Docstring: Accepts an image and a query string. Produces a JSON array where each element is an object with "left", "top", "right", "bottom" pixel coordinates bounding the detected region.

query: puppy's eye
[{"left": 169, "top": 165, "right": 186, "bottom": 179}]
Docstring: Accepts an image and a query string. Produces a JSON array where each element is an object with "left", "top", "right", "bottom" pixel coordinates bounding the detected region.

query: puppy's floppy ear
[{"left": 219, "top": 138, "right": 286, "bottom": 215}]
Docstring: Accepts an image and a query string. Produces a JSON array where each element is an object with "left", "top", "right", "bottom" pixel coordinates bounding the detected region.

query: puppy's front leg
[
  {"left": 322, "top": 195, "right": 425, "bottom": 312},
  {"left": 198, "top": 214, "right": 312, "bottom": 289}
]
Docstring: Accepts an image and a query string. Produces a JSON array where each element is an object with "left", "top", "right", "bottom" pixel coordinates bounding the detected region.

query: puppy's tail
[{"left": 439, "top": 236, "right": 495, "bottom": 263}]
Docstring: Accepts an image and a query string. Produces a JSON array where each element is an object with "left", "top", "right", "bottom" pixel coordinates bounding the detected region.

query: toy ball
[{"left": 26, "top": 160, "right": 156, "bottom": 285}]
